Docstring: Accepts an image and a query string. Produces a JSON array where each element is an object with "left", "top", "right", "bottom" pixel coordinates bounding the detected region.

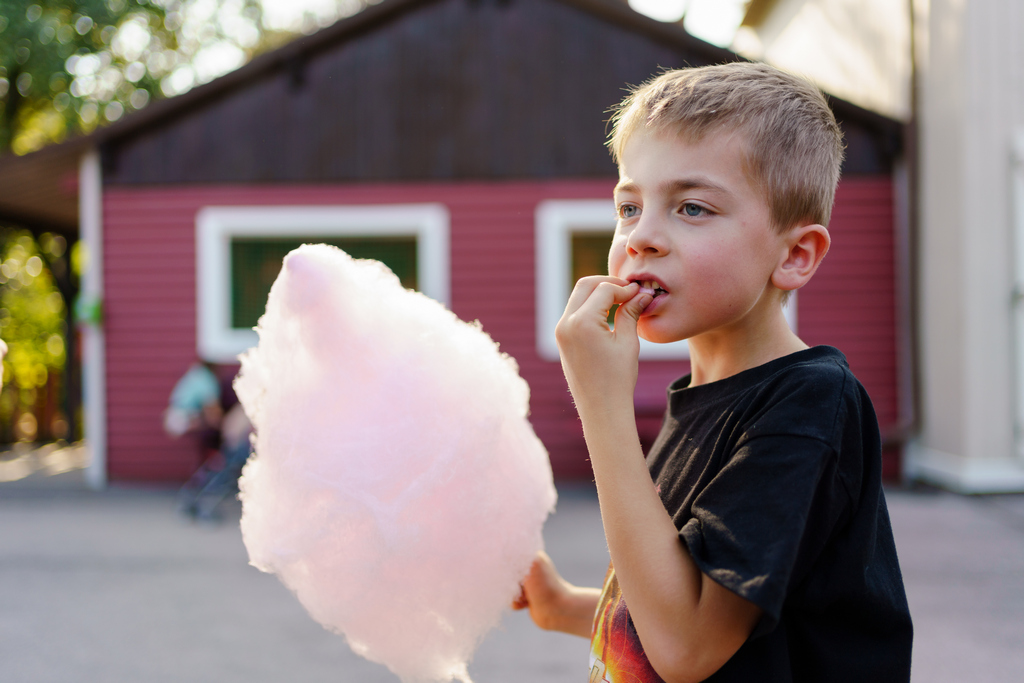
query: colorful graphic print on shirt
[{"left": 589, "top": 566, "right": 666, "bottom": 683}]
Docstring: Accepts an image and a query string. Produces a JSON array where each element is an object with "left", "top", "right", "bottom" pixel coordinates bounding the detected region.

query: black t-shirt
[{"left": 589, "top": 346, "right": 913, "bottom": 682}]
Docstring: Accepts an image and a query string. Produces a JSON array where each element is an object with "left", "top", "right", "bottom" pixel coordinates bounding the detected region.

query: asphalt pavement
[{"left": 1, "top": 458, "right": 1022, "bottom": 683}]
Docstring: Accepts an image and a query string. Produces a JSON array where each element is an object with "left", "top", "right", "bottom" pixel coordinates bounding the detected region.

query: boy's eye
[
  {"left": 682, "top": 203, "right": 706, "bottom": 217},
  {"left": 618, "top": 204, "right": 640, "bottom": 219}
]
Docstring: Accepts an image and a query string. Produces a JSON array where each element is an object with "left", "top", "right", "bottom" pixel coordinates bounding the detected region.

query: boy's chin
[{"left": 637, "top": 325, "right": 683, "bottom": 345}]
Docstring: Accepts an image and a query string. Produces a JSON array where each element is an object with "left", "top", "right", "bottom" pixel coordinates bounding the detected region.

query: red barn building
[{"left": 0, "top": 0, "right": 908, "bottom": 483}]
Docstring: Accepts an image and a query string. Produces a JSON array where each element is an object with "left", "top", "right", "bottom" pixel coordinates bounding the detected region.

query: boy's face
[{"left": 610, "top": 127, "right": 788, "bottom": 345}]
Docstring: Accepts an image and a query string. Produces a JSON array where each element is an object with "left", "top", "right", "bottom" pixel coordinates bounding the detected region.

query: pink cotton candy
[{"left": 234, "top": 244, "right": 557, "bottom": 683}]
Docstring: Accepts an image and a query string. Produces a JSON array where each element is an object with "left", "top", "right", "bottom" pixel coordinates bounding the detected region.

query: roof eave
[{"left": 0, "top": 0, "right": 903, "bottom": 235}]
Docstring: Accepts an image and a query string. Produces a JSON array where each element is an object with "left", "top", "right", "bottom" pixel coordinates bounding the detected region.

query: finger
[
  {"left": 614, "top": 290, "right": 654, "bottom": 334},
  {"left": 564, "top": 275, "right": 633, "bottom": 315},
  {"left": 511, "top": 584, "right": 528, "bottom": 610},
  {"left": 565, "top": 282, "right": 640, "bottom": 326}
]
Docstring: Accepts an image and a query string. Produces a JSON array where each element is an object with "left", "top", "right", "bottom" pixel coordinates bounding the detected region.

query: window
[
  {"left": 196, "top": 204, "right": 449, "bottom": 362},
  {"left": 535, "top": 199, "right": 795, "bottom": 362},
  {"left": 229, "top": 235, "right": 418, "bottom": 330}
]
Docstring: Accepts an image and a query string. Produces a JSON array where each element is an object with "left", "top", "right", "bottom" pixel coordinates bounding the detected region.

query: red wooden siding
[
  {"left": 102, "top": 176, "right": 899, "bottom": 480},
  {"left": 799, "top": 177, "right": 900, "bottom": 430}
]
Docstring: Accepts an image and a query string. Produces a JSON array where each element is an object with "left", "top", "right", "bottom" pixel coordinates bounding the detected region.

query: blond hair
[{"left": 608, "top": 62, "right": 845, "bottom": 231}]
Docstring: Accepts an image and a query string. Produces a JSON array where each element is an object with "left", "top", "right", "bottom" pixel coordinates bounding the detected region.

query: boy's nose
[{"left": 625, "top": 216, "right": 668, "bottom": 256}]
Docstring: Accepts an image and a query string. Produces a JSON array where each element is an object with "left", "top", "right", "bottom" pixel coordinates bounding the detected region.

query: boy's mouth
[{"left": 632, "top": 278, "right": 667, "bottom": 298}]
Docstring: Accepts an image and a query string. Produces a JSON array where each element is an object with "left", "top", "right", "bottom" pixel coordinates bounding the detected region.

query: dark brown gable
[{"left": 102, "top": 0, "right": 899, "bottom": 185}]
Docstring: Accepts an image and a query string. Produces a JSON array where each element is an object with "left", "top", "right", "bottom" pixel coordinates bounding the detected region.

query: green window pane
[
  {"left": 230, "top": 236, "right": 418, "bottom": 329},
  {"left": 571, "top": 232, "right": 614, "bottom": 286},
  {"left": 571, "top": 232, "right": 615, "bottom": 325}
]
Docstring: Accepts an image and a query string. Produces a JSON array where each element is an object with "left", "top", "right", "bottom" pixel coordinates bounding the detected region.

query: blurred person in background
[
  {"left": 165, "top": 360, "right": 252, "bottom": 521},
  {"left": 163, "top": 359, "right": 223, "bottom": 461}
]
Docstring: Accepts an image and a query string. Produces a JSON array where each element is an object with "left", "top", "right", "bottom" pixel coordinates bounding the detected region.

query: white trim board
[
  {"left": 80, "top": 149, "right": 107, "bottom": 490},
  {"left": 196, "top": 204, "right": 450, "bottom": 363},
  {"left": 535, "top": 199, "right": 796, "bottom": 362},
  {"left": 1010, "top": 128, "right": 1024, "bottom": 464},
  {"left": 905, "top": 441, "right": 1024, "bottom": 493}
]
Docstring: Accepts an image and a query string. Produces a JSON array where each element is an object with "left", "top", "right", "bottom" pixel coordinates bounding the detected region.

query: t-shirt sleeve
[{"left": 678, "top": 433, "right": 849, "bottom": 637}]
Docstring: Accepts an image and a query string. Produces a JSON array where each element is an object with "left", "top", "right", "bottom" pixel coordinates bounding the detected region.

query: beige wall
[
  {"left": 909, "top": 0, "right": 1024, "bottom": 491},
  {"left": 742, "top": 0, "right": 1024, "bottom": 490},
  {"left": 734, "top": 0, "right": 912, "bottom": 121}
]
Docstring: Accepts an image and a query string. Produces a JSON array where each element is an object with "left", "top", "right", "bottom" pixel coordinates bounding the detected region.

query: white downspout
[{"left": 79, "top": 149, "right": 106, "bottom": 490}]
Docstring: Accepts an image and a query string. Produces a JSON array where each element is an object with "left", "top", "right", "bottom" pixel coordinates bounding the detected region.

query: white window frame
[
  {"left": 535, "top": 199, "right": 796, "bottom": 362},
  {"left": 196, "top": 204, "right": 450, "bottom": 362}
]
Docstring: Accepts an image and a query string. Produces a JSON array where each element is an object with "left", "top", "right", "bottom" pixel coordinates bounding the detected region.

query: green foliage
[
  {"left": 0, "top": 0, "right": 270, "bottom": 155},
  {"left": 0, "top": 229, "right": 68, "bottom": 441},
  {"left": 0, "top": 1, "right": 383, "bottom": 440}
]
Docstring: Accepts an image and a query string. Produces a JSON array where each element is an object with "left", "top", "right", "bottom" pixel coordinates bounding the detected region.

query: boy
[{"left": 513, "top": 63, "right": 913, "bottom": 682}]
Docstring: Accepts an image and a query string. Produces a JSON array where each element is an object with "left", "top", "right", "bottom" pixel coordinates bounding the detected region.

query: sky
[
  {"left": 259, "top": 0, "right": 368, "bottom": 33},
  {"left": 629, "top": 0, "right": 748, "bottom": 47}
]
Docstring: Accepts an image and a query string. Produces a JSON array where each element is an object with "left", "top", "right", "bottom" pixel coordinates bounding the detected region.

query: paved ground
[{"left": 1, "top": 463, "right": 1022, "bottom": 682}]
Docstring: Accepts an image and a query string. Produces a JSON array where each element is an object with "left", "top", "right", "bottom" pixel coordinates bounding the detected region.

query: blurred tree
[
  {"left": 0, "top": 0, "right": 379, "bottom": 442},
  {"left": 0, "top": 0, "right": 272, "bottom": 155},
  {"left": 0, "top": 229, "right": 69, "bottom": 442}
]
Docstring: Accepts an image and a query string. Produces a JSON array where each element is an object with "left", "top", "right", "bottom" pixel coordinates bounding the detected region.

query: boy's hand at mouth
[{"left": 555, "top": 276, "right": 653, "bottom": 420}]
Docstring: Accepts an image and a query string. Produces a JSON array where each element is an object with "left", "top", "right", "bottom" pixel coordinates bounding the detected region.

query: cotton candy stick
[{"left": 234, "top": 244, "right": 557, "bottom": 683}]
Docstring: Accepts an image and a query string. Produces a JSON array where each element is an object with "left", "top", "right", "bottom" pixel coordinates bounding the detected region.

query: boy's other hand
[
  {"left": 556, "top": 276, "right": 653, "bottom": 415},
  {"left": 511, "top": 551, "right": 569, "bottom": 629},
  {"left": 511, "top": 551, "right": 600, "bottom": 638}
]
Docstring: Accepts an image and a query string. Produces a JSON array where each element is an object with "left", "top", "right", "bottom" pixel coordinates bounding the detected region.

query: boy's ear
[{"left": 771, "top": 224, "right": 830, "bottom": 292}]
